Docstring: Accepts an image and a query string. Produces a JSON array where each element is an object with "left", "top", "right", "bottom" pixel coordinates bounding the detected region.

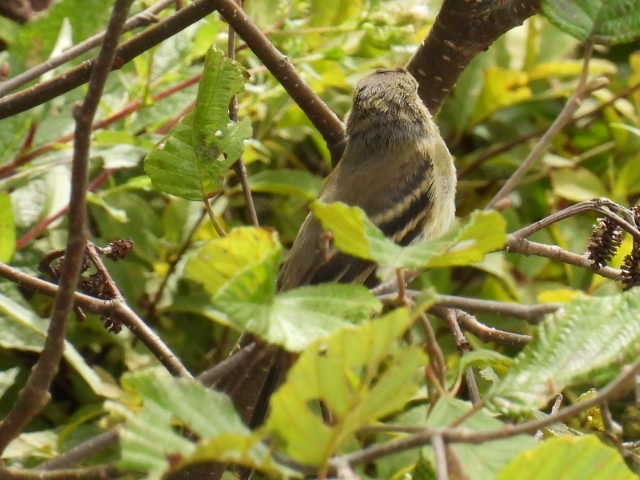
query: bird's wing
[{"left": 278, "top": 143, "right": 435, "bottom": 291}]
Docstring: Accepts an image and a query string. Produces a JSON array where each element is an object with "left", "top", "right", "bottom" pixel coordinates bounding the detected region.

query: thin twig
[
  {"left": 335, "top": 460, "right": 361, "bottom": 480},
  {"left": 148, "top": 208, "right": 207, "bottom": 315},
  {"left": 0, "top": 0, "right": 134, "bottom": 455},
  {"left": 432, "top": 435, "right": 449, "bottom": 480},
  {"left": 601, "top": 401, "right": 623, "bottom": 438},
  {"left": 419, "top": 313, "right": 446, "bottom": 386},
  {"left": 380, "top": 290, "right": 560, "bottom": 322},
  {"left": 0, "top": 262, "right": 112, "bottom": 312},
  {"left": 510, "top": 198, "right": 640, "bottom": 241},
  {"left": 0, "top": 0, "right": 179, "bottom": 97},
  {"left": 486, "top": 42, "right": 606, "bottom": 210},
  {"left": 436, "top": 307, "right": 481, "bottom": 405},
  {"left": 334, "top": 357, "right": 640, "bottom": 467},
  {"left": 203, "top": 194, "right": 227, "bottom": 237},
  {"left": 114, "top": 299, "right": 192, "bottom": 377},
  {"left": 227, "top": 0, "right": 259, "bottom": 227},
  {"left": 507, "top": 236, "right": 622, "bottom": 281},
  {"left": 536, "top": 394, "right": 563, "bottom": 439},
  {"left": 435, "top": 294, "right": 559, "bottom": 324},
  {"left": 37, "top": 430, "right": 119, "bottom": 470},
  {"left": 0, "top": 465, "right": 120, "bottom": 479},
  {"left": 455, "top": 309, "right": 531, "bottom": 346}
]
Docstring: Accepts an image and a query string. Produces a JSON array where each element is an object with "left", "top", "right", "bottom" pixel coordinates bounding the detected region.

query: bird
[
  {"left": 217, "top": 68, "right": 457, "bottom": 430},
  {"left": 278, "top": 68, "right": 457, "bottom": 290}
]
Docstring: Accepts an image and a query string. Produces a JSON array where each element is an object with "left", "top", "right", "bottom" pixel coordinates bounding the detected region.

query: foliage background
[{"left": 1, "top": 0, "right": 640, "bottom": 478}]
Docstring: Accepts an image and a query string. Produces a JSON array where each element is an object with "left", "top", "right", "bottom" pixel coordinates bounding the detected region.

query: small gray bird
[
  {"left": 219, "top": 69, "right": 457, "bottom": 430},
  {"left": 278, "top": 68, "right": 457, "bottom": 290}
]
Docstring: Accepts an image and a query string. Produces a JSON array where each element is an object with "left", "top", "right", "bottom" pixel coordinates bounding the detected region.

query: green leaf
[
  {"left": 551, "top": 168, "right": 608, "bottom": 202},
  {"left": 488, "top": 289, "right": 640, "bottom": 413},
  {"left": 310, "top": 0, "right": 362, "bottom": 26},
  {"left": 186, "top": 227, "right": 381, "bottom": 350},
  {"left": 144, "top": 48, "right": 251, "bottom": 200},
  {"left": 497, "top": 435, "right": 635, "bottom": 479},
  {"left": 186, "top": 227, "right": 281, "bottom": 297},
  {"left": 472, "top": 67, "right": 532, "bottom": 124},
  {"left": 248, "top": 169, "right": 323, "bottom": 199},
  {"left": 311, "top": 202, "right": 506, "bottom": 269},
  {"left": 0, "top": 367, "right": 18, "bottom": 398},
  {"left": 0, "top": 292, "right": 107, "bottom": 396},
  {"left": 144, "top": 118, "right": 213, "bottom": 200},
  {"left": 265, "top": 308, "right": 426, "bottom": 465},
  {"left": 9, "top": 0, "right": 111, "bottom": 72},
  {"left": 193, "top": 49, "right": 246, "bottom": 157},
  {"left": 113, "top": 369, "right": 287, "bottom": 480},
  {"left": 0, "top": 113, "right": 31, "bottom": 166},
  {"left": 424, "top": 398, "right": 538, "bottom": 480},
  {"left": 427, "top": 211, "right": 508, "bottom": 268},
  {"left": 0, "top": 194, "right": 15, "bottom": 262},
  {"left": 541, "top": 0, "right": 640, "bottom": 44},
  {"left": 215, "top": 283, "right": 382, "bottom": 351}
]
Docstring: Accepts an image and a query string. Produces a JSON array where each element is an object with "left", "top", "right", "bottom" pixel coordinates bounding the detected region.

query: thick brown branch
[
  {"left": 407, "top": 0, "right": 541, "bottom": 113},
  {"left": 212, "top": 0, "right": 344, "bottom": 156}
]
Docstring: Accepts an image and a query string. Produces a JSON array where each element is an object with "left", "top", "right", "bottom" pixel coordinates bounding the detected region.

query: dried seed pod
[
  {"left": 586, "top": 217, "right": 624, "bottom": 269},
  {"left": 102, "top": 312, "right": 122, "bottom": 334},
  {"left": 621, "top": 242, "right": 640, "bottom": 290},
  {"left": 632, "top": 205, "right": 640, "bottom": 227},
  {"left": 104, "top": 239, "right": 134, "bottom": 260}
]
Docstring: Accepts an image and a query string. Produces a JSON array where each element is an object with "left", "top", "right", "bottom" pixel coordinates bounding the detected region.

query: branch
[
  {"left": 433, "top": 434, "right": 449, "bottom": 480},
  {"left": 407, "top": 0, "right": 541, "bottom": 113},
  {"left": 227, "top": 0, "right": 259, "bottom": 227},
  {"left": 507, "top": 236, "right": 623, "bottom": 282},
  {"left": 0, "top": 0, "right": 180, "bottom": 97},
  {"left": 510, "top": 198, "right": 640, "bottom": 241},
  {"left": 455, "top": 309, "right": 531, "bottom": 346},
  {"left": 436, "top": 294, "right": 559, "bottom": 324},
  {"left": 334, "top": 357, "right": 640, "bottom": 467},
  {"left": 0, "top": 0, "right": 133, "bottom": 455},
  {"left": 419, "top": 313, "right": 447, "bottom": 387},
  {"left": 0, "top": 257, "right": 191, "bottom": 378},
  {"left": 433, "top": 307, "right": 480, "bottom": 404},
  {"left": 379, "top": 290, "right": 559, "bottom": 323},
  {"left": 37, "top": 430, "right": 119, "bottom": 470},
  {"left": 211, "top": 0, "right": 344, "bottom": 156},
  {"left": 0, "top": 465, "right": 119, "bottom": 480}
]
